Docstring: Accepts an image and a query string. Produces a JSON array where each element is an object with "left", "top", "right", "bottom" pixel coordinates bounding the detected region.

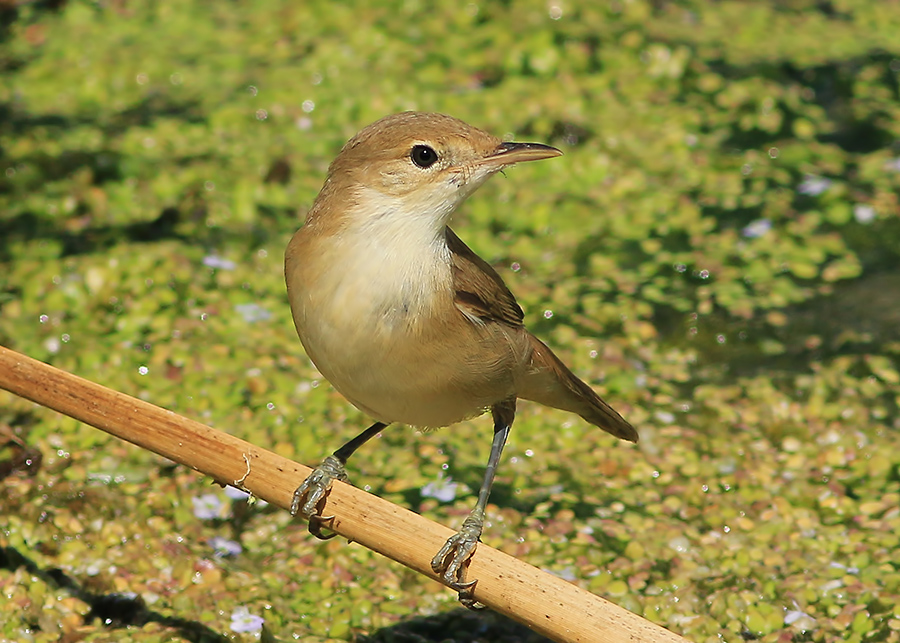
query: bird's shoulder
[{"left": 445, "top": 227, "right": 524, "bottom": 327}]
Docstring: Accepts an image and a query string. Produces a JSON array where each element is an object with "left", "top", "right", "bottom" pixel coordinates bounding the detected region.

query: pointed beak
[{"left": 478, "top": 141, "right": 563, "bottom": 168}]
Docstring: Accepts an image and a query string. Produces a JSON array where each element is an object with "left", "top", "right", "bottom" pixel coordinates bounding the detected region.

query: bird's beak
[{"left": 477, "top": 141, "right": 563, "bottom": 168}]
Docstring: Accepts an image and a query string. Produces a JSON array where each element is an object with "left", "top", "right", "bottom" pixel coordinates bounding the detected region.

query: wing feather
[{"left": 445, "top": 227, "right": 524, "bottom": 327}]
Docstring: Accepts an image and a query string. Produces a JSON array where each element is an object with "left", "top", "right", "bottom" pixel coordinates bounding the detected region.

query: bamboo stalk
[{"left": 0, "top": 344, "right": 688, "bottom": 643}]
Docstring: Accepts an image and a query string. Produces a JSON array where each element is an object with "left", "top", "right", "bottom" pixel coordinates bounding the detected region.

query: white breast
[{"left": 290, "top": 188, "right": 490, "bottom": 426}]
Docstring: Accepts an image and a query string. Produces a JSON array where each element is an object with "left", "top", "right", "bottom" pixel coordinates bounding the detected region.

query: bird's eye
[{"left": 410, "top": 145, "right": 438, "bottom": 169}]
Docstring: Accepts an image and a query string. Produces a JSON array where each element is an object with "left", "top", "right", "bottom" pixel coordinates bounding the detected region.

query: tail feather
[{"left": 518, "top": 334, "right": 638, "bottom": 442}]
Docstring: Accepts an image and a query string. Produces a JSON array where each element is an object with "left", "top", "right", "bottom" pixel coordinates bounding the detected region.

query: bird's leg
[
  {"left": 431, "top": 399, "right": 515, "bottom": 609},
  {"left": 291, "top": 421, "right": 387, "bottom": 539}
]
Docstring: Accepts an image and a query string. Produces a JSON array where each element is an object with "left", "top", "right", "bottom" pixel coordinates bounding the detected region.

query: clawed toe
[
  {"left": 456, "top": 586, "right": 485, "bottom": 610},
  {"left": 431, "top": 512, "right": 485, "bottom": 609},
  {"left": 444, "top": 574, "right": 484, "bottom": 610},
  {"left": 292, "top": 455, "right": 349, "bottom": 538},
  {"left": 307, "top": 513, "right": 338, "bottom": 540}
]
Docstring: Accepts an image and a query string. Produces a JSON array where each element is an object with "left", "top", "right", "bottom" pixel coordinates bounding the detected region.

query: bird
[{"left": 284, "top": 111, "right": 637, "bottom": 608}]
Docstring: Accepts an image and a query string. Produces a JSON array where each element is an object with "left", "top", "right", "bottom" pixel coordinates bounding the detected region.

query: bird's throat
[{"left": 315, "top": 193, "right": 454, "bottom": 333}]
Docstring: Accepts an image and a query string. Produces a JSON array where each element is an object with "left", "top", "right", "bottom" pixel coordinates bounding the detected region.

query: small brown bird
[{"left": 285, "top": 111, "right": 637, "bottom": 608}]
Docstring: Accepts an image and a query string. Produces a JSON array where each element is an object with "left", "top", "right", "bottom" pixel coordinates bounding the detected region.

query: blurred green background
[{"left": 1, "top": 1, "right": 899, "bottom": 641}]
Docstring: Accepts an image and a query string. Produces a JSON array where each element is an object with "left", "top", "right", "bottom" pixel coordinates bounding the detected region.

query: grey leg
[
  {"left": 431, "top": 399, "right": 515, "bottom": 609},
  {"left": 291, "top": 421, "right": 388, "bottom": 538}
]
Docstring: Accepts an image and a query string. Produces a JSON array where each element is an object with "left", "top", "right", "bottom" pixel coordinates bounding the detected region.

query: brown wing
[
  {"left": 445, "top": 227, "right": 524, "bottom": 327},
  {"left": 446, "top": 229, "right": 638, "bottom": 442}
]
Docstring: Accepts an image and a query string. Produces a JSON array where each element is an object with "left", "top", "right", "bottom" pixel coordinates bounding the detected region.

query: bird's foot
[
  {"left": 291, "top": 455, "right": 349, "bottom": 540},
  {"left": 431, "top": 511, "right": 486, "bottom": 609}
]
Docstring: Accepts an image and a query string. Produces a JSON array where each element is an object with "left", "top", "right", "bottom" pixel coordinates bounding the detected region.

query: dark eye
[{"left": 410, "top": 144, "right": 438, "bottom": 169}]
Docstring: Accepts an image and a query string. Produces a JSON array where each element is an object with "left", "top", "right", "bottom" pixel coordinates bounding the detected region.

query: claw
[
  {"left": 458, "top": 589, "right": 486, "bottom": 610},
  {"left": 292, "top": 455, "right": 349, "bottom": 538},
  {"left": 308, "top": 513, "right": 338, "bottom": 540},
  {"left": 431, "top": 511, "right": 485, "bottom": 609}
]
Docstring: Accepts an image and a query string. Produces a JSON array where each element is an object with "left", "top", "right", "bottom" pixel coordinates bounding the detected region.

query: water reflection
[{"left": 660, "top": 271, "right": 900, "bottom": 379}]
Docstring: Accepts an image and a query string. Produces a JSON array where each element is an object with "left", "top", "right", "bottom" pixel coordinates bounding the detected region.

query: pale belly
[
  {"left": 286, "top": 220, "right": 525, "bottom": 427},
  {"left": 297, "top": 302, "right": 519, "bottom": 428}
]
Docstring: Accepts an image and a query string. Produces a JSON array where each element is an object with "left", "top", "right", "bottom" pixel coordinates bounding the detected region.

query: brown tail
[{"left": 518, "top": 334, "right": 638, "bottom": 442}]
